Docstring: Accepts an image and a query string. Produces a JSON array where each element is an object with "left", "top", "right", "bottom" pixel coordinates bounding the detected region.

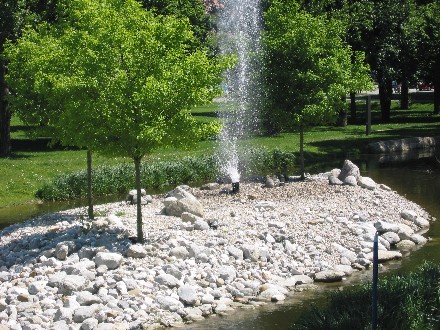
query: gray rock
[
  {"left": 374, "top": 221, "right": 400, "bottom": 234},
  {"left": 76, "top": 291, "right": 102, "bottom": 306},
  {"left": 255, "top": 201, "right": 276, "bottom": 210},
  {"left": 359, "top": 176, "right": 376, "bottom": 190},
  {"left": 194, "top": 219, "right": 210, "bottom": 231},
  {"left": 162, "top": 265, "right": 183, "bottom": 280},
  {"left": 381, "top": 232, "right": 400, "bottom": 245},
  {"left": 169, "top": 246, "right": 189, "bottom": 260},
  {"left": 366, "top": 250, "right": 402, "bottom": 262},
  {"left": 314, "top": 270, "right": 345, "bottom": 283},
  {"left": 333, "top": 264, "right": 354, "bottom": 276},
  {"left": 48, "top": 273, "right": 87, "bottom": 295},
  {"left": 328, "top": 175, "right": 343, "bottom": 185},
  {"left": 227, "top": 246, "right": 244, "bottom": 261},
  {"left": 219, "top": 266, "right": 236, "bottom": 282},
  {"left": 94, "top": 252, "right": 123, "bottom": 270},
  {"left": 156, "top": 296, "right": 184, "bottom": 312},
  {"left": 188, "top": 244, "right": 211, "bottom": 259},
  {"left": 27, "top": 281, "right": 46, "bottom": 295},
  {"left": 265, "top": 176, "right": 275, "bottom": 188},
  {"left": 410, "top": 234, "right": 428, "bottom": 245},
  {"left": 396, "top": 240, "right": 416, "bottom": 250},
  {"left": 241, "top": 245, "right": 260, "bottom": 261},
  {"left": 73, "top": 305, "right": 100, "bottom": 323},
  {"left": 397, "top": 223, "right": 415, "bottom": 240},
  {"left": 291, "top": 275, "right": 314, "bottom": 285},
  {"left": 155, "top": 274, "right": 179, "bottom": 288},
  {"left": 52, "top": 321, "right": 70, "bottom": 330},
  {"left": 181, "top": 212, "right": 202, "bottom": 224},
  {"left": 55, "top": 244, "right": 69, "bottom": 261},
  {"left": 343, "top": 175, "right": 357, "bottom": 186},
  {"left": 81, "top": 318, "right": 99, "bottom": 330},
  {"left": 178, "top": 285, "right": 198, "bottom": 305},
  {"left": 201, "top": 294, "right": 215, "bottom": 305},
  {"left": 0, "top": 271, "right": 11, "bottom": 283},
  {"left": 258, "top": 287, "right": 285, "bottom": 301},
  {"left": 338, "top": 160, "right": 360, "bottom": 181},
  {"left": 400, "top": 210, "right": 417, "bottom": 222},
  {"left": 78, "top": 247, "right": 99, "bottom": 260},
  {"left": 165, "top": 187, "right": 204, "bottom": 217},
  {"left": 127, "top": 245, "right": 147, "bottom": 258},
  {"left": 54, "top": 307, "right": 73, "bottom": 322}
]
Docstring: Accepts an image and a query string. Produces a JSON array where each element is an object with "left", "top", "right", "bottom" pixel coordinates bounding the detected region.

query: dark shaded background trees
[{"left": 0, "top": 0, "right": 58, "bottom": 157}]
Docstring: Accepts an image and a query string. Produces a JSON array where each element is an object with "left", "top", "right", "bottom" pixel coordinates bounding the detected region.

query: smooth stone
[
  {"left": 127, "top": 245, "right": 147, "bottom": 258},
  {"left": 94, "top": 252, "right": 123, "bottom": 270},
  {"left": 314, "top": 270, "right": 345, "bottom": 283},
  {"left": 396, "top": 240, "right": 416, "bottom": 250}
]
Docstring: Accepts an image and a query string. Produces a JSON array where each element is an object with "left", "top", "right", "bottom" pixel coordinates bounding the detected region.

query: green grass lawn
[{"left": 1, "top": 100, "right": 439, "bottom": 208}]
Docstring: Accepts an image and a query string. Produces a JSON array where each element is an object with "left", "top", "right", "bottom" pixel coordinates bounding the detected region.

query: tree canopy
[
  {"left": 4, "top": 0, "right": 229, "bottom": 241},
  {"left": 263, "top": 0, "right": 372, "bottom": 177}
]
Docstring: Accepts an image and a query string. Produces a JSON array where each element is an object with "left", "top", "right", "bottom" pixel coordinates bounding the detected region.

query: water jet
[{"left": 216, "top": 0, "right": 262, "bottom": 185}]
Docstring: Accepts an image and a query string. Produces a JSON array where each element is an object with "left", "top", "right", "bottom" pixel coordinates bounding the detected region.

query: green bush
[
  {"left": 293, "top": 262, "right": 440, "bottom": 330},
  {"left": 36, "top": 148, "right": 297, "bottom": 201}
]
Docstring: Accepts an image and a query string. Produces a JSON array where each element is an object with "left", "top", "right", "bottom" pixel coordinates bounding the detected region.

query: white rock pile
[{"left": 0, "top": 161, "right": 434, "bottom": 329}]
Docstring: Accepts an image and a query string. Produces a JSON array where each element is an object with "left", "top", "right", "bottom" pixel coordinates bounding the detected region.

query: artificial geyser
[{"left": 216, "top": 0, "right": 263, "bottom": 192}]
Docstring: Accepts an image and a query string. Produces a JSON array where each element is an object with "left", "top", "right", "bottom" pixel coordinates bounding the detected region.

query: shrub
[{"left": 36, "top": 148, "right": 297, "bottom": 201}]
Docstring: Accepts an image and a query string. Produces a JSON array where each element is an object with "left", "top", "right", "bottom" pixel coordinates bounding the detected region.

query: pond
[{"left": 1, "top": 153, "right": 439, "bottom": 329}]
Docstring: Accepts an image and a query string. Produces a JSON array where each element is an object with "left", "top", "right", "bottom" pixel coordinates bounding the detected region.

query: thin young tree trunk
[
  {"left": 350, "top": 92, "right": 357, "bottom": 124},
  {"left": 134, "top": 156, "right": 144, "bottom": 243},
  {"left": 0, "top": 60, "right": 11, "bottom": 157},
  {"left": 87, "top": 150, "right": 94, "bottom": 220},
  {"left": 300, "top": 125, "right": 305, "bottom": 180}
]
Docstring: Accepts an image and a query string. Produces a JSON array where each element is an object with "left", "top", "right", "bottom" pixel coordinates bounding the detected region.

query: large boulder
[
  {"left": 164, "top": 187, "right": 204, "bottom": 217},
  {"left": 338, "top": 160, "right": 360, "bottom": 181},
  {"left": 94, "top": 252, "right": 123, "bottom": 270}
]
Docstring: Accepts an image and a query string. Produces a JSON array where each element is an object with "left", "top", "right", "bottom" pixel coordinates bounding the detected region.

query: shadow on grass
[{"left": 11, "top": 138, "right": 80, "bottom": 153}]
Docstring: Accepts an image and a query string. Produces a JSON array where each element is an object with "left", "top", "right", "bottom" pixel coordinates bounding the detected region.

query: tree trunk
[
  {"left": 87, "top": 150, "right": 94, "bottom": 220},
  {"left": 0, "top": 60, "right": 11, "bottom": 157},
  {"left": 134, "top": 156, "right": 144, "bottom": 243},
  {"left": 350, "top": 92, "right": 357, "bottom": 124},
  {"left": 434, "top": 87, "right": 440, "bottom": 115},
  {"left": 379, "top": 79, "right": 392, "bottom": 122},
  {"left": 299, "top": 125, "right": 305, "bottom": 180},
  {"left": 400, "top": 79, "right": 409, "bottom": 110},
  {"left": 432, "top": 59, "right": 440, "bottom": 115}
]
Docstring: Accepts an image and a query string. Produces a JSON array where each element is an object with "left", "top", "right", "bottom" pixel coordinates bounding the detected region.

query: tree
[
  {"left": 0, "top": 0, "right": 58, "bottom": 157},
  {"left": 419, "top": 1, "right": 440, "bottom": 114},
  {"left": 5, "top": 0, "right": 228, "bottom": 242},
  {"left": 263, "top": 0, "right": 371, "bottom": 178}
]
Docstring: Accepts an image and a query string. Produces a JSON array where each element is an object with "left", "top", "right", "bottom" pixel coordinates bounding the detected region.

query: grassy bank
[{"left": 1, "top": 100, "right": 439, "bottom": 208}]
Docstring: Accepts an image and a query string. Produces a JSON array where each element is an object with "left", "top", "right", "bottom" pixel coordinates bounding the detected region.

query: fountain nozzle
[{"left": 232, "top": 181, "right": 239, "bottom": 194}]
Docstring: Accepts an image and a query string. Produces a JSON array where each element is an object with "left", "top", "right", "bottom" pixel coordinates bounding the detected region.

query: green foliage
[
  {"left": 293, "top": 262, "right": 440, "bottom": 330},
  {"left": 262, "top": 0, "right": 372, "bottom": 133},
  {"left": 36, "top": 156, "right": 220, "bottom": 200},
  {"left": 35, "top": 148, "right": 296, "bottom": 200},
  {"left": 4, "top": 0, "right": 230, "bottom": 157},
  {"left": 244, "top": 147, "right": 296, "bottom": 178}
]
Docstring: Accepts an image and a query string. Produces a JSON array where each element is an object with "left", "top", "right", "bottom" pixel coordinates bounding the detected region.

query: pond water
[{"left": 1, "top": 154, "right": 439, "bottom": 329}]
